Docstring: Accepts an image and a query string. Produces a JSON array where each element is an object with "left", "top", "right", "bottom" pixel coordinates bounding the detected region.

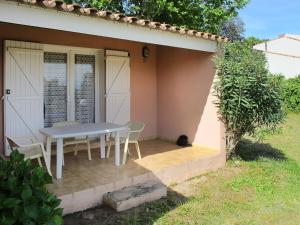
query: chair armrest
[
  {"left": 12, "top": 136, "right": 36, "bottom": 144},
  {"left": 17, "top": 143, "right": 43, "bottom": 150}
]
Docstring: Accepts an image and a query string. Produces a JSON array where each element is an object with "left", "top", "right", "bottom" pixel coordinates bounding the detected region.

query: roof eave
[{"left": 0, "top": 0, "right": 222, "bottom": 52}]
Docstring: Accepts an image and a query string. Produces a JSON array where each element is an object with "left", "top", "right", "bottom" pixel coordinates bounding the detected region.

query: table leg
[
  {"left": 46, "top": 137, "right": 52, "bottom": 170},
  {"left": 100, "top": 134, "right": 105, "bottom": 159},
  {"left": 56, "top": 138, "right": 63, "bottom": 179},
  {"left": 122, "top": 137, "right": 129, "bottom": 165},
  {"left": 115, "top": 131, "right": 120, "bottom": 166}
]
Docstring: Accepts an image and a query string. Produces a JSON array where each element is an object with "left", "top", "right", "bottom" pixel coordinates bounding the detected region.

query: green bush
[
  {"left": 0, "top": 151, "right": 62, "bottom": 225},
  {"left": 214, "top": 41, "right": 285, "bottom": 157},
  {"left": 283, "top": 75, "right": 300, "bottom": 112}
]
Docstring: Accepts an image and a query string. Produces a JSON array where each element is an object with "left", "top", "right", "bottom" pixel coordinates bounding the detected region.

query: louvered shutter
[
  {"left": 4, "top": 41, "right": 44, "bottom": 155},
  {"left": 105, "top": 50, "right": 130, "bottom": 125}
]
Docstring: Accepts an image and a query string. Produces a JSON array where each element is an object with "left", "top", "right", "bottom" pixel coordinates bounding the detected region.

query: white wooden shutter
[
  {"left": 4, "top": 41, "right": 44, "bottom": 155},
  {"left": 105, "top": 50, "right": 130, "bottom": 125}
]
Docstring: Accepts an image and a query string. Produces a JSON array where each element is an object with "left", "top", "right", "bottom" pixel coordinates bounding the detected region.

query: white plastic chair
[
  {"left": 106, "top": 121, "right": 145, "bottom": 164},
  {"left": 49, "top": 121, "right": 92, "bottom": 161},
  {"left": 6, "top": 136, "right": 52, "bottom": 176}
]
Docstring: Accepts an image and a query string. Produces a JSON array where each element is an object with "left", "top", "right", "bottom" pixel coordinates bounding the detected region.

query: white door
[
  {"left": 105, "top": 51, "right": 130, "bottom": 125},
  {"left": 4, "top": 44, "right": 44, "bottom": 155}
]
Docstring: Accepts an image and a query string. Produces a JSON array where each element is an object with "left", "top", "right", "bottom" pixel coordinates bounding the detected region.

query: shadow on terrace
[{"left": 44, "top": 139, "right": 223, "bottom": 224}]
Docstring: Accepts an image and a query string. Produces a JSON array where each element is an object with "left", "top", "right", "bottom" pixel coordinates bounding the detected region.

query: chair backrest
[
  {"left": 126, "top": 121, "right": 145, "bottom": 141},
  {"left": 6, "top": 137, "right": 20, "bottom": 151},
  {"left": 53, "top": 121, "right": 80, "bottom": 127},
  {"left": 6, "top": 136, "right": 42, "bottom": 157},
  {"left": 5, "top": 137, "right": 51, "bottom": 175}
]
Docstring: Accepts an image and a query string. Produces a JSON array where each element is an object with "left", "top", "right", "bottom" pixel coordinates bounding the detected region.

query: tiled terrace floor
[{"left": 46, "top": 139, "right": 225, "bottom": 214}]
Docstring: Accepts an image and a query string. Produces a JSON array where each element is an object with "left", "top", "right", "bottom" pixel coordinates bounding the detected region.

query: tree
[
  {"left": 220, "top": 16, "right": 245, "bottom": 41},
  {"left": 74, "top": 0, "right": 123, "bottom": 11},
  {"left": 245, "top": 36, "right": 266, "bottom": 47},
  {"left": 214, "top": 41, "right": 285, "bottom": 158},
  {"left": 67, "top": 0, "right": 249, "bottom": 34}
]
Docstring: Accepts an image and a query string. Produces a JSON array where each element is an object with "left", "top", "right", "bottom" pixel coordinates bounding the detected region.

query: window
[{"left": 43, "top": 48, "right": 101, "bottom": 128}]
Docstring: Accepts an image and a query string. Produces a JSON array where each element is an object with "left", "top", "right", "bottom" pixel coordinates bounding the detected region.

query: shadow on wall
[
  {"left": 157, "top": 46, "right": 219, "bottom": 149},
  {"left": 235, "top": 139, "right": 287, "bottom": 161}
]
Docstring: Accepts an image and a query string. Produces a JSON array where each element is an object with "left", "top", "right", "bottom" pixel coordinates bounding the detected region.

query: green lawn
[
  {"left": 122, "top": 113, "right": 300, "bottom": 225},
  {"left": 64, "top": 113, "right": 300, "bottom": 225}
]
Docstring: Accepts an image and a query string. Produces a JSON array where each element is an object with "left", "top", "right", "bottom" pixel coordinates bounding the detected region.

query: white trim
[
  {"left": 43, "top": 44, "right": 102, "bottom": 54},
  {"left": 97, "top": 50, "right": 105, "bottom": 123},
  {"left": 0, "top": 1, "right": 217, "bottom": 52},
  {"left": 257, "top": 50, "right": 300, "bottom": 59},
  {"left": 106, "top": 50, "right": 129, "bottom": 57},
  {"left": 68, "top": 51, "right": 74, "bottom": 121},
  {"left": 94, "top": 50, "right": 103, "bottom": 123}
]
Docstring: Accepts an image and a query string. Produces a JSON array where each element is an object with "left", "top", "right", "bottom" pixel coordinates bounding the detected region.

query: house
[
  {"left": 254, "top": 34, "right": 300, "bottom": 78},
  {"left": 0, "top": 0, "right": 227, "bottom": 214}
]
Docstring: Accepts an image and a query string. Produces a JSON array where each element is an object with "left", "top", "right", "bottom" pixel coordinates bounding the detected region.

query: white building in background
[{"left": 254, "top": 34, "right": 300, "bottom": 78}]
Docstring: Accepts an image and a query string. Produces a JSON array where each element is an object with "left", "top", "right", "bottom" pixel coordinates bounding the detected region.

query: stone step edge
[{"left": 103, "top": 180, "right": 167, "bottom": 212}]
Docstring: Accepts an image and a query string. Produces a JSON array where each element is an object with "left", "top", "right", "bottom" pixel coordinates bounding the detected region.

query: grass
[
  {"left": 122, "top": 113, "right": 300, "bottom": 225},
  {"left": 63, "top": 113, "right": 300, "bottom": 225}
]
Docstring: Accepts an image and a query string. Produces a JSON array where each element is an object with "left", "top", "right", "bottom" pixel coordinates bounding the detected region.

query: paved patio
[{"left": 46, "top": 139, "right": 225, "bottom": 214}]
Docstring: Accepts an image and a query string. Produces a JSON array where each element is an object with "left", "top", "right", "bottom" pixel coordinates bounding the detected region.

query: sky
[{"left": 239, "top": 0, "right": 300, "bottom": 39}]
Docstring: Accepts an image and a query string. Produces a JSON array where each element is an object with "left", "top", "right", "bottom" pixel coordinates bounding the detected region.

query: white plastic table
[{"left": 39, "top": 123, "right": 127, "bottom": 179}]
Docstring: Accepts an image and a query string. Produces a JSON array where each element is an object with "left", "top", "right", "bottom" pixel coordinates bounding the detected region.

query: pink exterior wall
[
  {"left": 157, "top": 46, "right": 224, "bottom": 150},
  {"left": 0, "top": 22, "right": 225, "bottom": 155},
  {"left": 0, "top": 22, "right": 157, "bottom": 154}
]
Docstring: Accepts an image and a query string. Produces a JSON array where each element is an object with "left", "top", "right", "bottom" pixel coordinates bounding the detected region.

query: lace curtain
[
  {"left": 74, "top": 54, "right": 95, "bottom": 124},
  {"left": 44, "top": 52, "right": 67, "bottom": 128}
]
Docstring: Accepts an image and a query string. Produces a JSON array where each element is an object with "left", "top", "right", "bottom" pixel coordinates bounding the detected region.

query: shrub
[
  {"left": 283, "top": 75, "right": 300, "bottom": 112},
  {"left": 214, "top": 41, "right": 285, "bottom": 157},
  {"left": 0, "top": 151, "right": 62, "bottom": 225}
]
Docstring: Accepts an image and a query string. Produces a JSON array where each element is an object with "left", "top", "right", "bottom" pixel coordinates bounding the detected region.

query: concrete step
[{"left": 103, "top": 180, "right": 167, "bottom": 212}]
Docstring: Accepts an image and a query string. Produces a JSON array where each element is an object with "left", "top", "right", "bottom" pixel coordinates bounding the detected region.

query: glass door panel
[
  {"left": 44, "top": 52, "right": 68, "bottom": 127},
  {"left": 74, "top": 54, "right": 95, "bottom": 123}
]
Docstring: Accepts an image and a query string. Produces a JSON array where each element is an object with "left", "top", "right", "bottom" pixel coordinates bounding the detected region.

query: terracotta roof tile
[
  {"left": 42, "top": 0, "right": 56, "bottom": 8},
  {"left": 57, "top": 3, "right": 72, "bottom": 11},
  {"left": 109, "top": 13, "right": 122, "bottom": 20},
  {"left": 122, "top": 16, "right": 138, "bottom": 24},
  {"left": 148, "top": 21, "right": 160, "bottom": 29},
  {"left": 96, "top": 10, "right": 109, "bottom": 17},
  {"left": 12, "top": 0, "right": 228, "bottom": 43},
  {"left": 169, "top": 26, "right": 178, "bottom": 32},
  {"left": 136, "top": 19, "right": 150, "bottom": 26},
  {"left": 159, "top": 23, "right": 168, "bottom": 31},
  {"left": 179, "top": 28, "right": 186, "bottom": 35},
  {"left": 187, "top": 30, "right": 197, "bottom": 36}
]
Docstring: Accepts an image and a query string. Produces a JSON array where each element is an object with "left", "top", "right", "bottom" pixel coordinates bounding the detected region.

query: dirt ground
[{"left": 63, "top": 175, "right": 210, "bottom": 225}]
